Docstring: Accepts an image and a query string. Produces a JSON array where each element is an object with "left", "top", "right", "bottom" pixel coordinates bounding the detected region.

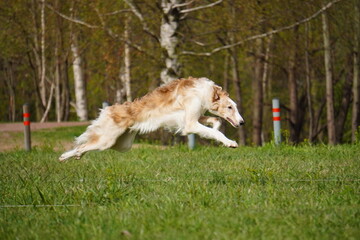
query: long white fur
[{"left": 59, "top": 77, "right": 244, "bottom": 161}]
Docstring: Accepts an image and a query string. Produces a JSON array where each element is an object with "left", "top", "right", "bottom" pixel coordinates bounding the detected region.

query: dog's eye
[{"left": 228, "top": 106, "right": 232, "bottom": 110}]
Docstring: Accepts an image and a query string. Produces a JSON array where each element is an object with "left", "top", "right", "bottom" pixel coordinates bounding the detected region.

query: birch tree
[
  {"left": 30, "top": 0, "right": 56, "bottom": 122},
  {"left": 125, "top": 0, "right": 223, "bottom": 84},
  {"left": 120, "top": 14, "right": 132, "bottom": 102},
  {"left": 29, "top": 0, "right": 46, "bottom": 120},
  {"left": 159, "top": 0, "right": 181, "bottom": 83},
  {"left": 69, "top": 2, "right": 88, "bottom": 121},
  {"left": 71, "top": 32, "right": 88, "bottom": 121}
]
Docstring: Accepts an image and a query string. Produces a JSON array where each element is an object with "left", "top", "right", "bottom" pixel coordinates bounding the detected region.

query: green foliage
[{"left": 0, "top": 128, "right": 359, "bottom": 239}]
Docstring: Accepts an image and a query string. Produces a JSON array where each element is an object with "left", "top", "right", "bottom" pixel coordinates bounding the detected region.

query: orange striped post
[
  {"left": 23, "top": 103, "right": 31, "bottom": 151},
  {"left": 272, "top": 98, "right": 281, "bottom": 145}
]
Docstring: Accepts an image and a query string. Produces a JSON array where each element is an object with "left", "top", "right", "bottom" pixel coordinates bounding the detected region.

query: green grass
[
  {"left": 0, "top": 126, "right": 87, "bottom": 151},
  {"left": 0, "top": 127, "right": 359, "bottom": 239}
]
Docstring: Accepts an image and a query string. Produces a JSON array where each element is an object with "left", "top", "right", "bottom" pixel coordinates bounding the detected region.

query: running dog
[{"left": 59, "top": 77, "right": 245, "bottom": 161}]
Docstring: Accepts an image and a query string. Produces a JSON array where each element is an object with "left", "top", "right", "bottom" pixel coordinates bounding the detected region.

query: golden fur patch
[
  {"left": 110, "top": 77, "right": 198, "bottom": 125},
  {"left": 88, "top": 133, "right": 100, "bottom": 144}
]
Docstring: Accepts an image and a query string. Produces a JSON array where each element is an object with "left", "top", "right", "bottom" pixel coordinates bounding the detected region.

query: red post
[{"left": 23, "top": 104, "right": 31, "bottom": 151}]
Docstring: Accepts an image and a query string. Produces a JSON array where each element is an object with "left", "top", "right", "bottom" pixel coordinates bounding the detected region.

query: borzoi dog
[{"left": 59, "top": 77, "right": 245, "bottom": 161}]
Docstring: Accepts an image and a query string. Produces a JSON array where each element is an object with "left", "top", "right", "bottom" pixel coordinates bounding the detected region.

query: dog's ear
[
  {"left": 212, "top": 86, "right": 222, "bottom": 102},
  {"left": 211, "top": 86, "right": 222, "bottom": 111},
  {"left": 210, "top": 101, "right": 219, "bottom": 111}
]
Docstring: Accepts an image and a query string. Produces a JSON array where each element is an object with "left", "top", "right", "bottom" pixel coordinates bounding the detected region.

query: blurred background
[{"left": 0, "top": 0, "right": 359, "bottom": 145}]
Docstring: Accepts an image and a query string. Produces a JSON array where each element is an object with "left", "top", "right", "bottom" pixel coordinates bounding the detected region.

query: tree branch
[
  {"left": 124, "top": 0, "right": 159, "bottom": 42},
  {"left": 47, "top": 3, "right": 158, "bottom": 61},
  {"left": 101, "top": 9, "right": 132, "bottom": 16},
  {"left": 173, "top": 0, "right": 195, "bottom": 9},
  {"left": 182, "top": 0, "right": 344, "bottom": 56},
  {"left": 46, "top": 4, "right": 99, "bottom": 29},
  {"left": 40, "top": 82, "right": 55, "bottom": 123},
  {"left": 96, "top": 8, "right": 160, "bottom": 62},
  {"left": 180, "top": 0, "right": 223, "bottom": 14}
]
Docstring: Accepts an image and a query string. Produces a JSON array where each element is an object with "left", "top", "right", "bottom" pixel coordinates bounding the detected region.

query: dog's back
[{"left": 108, "top": 77, "right": 212, "bottom": 132}]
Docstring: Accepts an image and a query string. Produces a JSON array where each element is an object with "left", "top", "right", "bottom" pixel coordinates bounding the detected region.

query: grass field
[{"left": 0, "top": 126, "right": 359, "bottom": 239}]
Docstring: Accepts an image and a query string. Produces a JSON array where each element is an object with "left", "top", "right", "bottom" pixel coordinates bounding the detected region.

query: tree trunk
[
  {"left": 223, "top": 53, "right": 229, "bottom": 92},
  {"left": 61, "top": 59, "right": 71, "bottom": 121},
  {"left": 71, "top": 34, "right": 88, "bottom": 121},
  {"left": 55, "top": 45, "right": 61, "bottom": 122},
  {"left": 336, "top": 72, "right": 352, "bottom": 142},
  {"left": 120, "top": 15, "right": 132, "bottom": 102},
  {"left": 261, "top": 35, "right": 273, "bottom": 143},
  {"left": 288, "top": 37, "right": 299, "bottom": 144},
  {"left": 30, "top": 0, "right": 43, "bottom": 120},
  {"left": 322, "top": 9, "right": 336, "bottom": 145},
  {"left": 230, "top": 51, "right": 246, "bottom": 145},
  {"left": 39, "top": 0, "right": 47, "bottom": 108},
  {"left": 252, "top": 38, "right": 263, "bottom": 146},
  {"left": 352, "top": 0, "right": 360, "bottom": 142},
  {"left": 160, "top": 0, "right": 181, "bottom": 84},
  {"left": 262, "top": 35, "right": 272, "bottom": 101},
  {"left": 305, "top": 22, "right": 314, "bottom": 142},
  {"left": 40, "top": 83, "right": 55, "bottom": 123},
  {"left": 54, "top": 0, "right": 62, "bottom": 122},
  {"left": 54, "top": 25, "right": 63, "bottom": 122},
  {"left": 3, "top": 60, "right": 16, "bottom": 122}
]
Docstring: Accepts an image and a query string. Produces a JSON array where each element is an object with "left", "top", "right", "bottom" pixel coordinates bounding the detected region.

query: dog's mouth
[{"left": 226, "top": 117, "right": 238, "bottom": 128}]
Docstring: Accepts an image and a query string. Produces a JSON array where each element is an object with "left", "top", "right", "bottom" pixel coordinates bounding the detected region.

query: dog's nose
[{"left": 239, "top": 120, "right": 245, "bottom": 126}]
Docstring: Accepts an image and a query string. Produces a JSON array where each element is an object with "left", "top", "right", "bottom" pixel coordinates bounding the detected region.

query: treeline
[{"left": 0, "top": 0, "right": 359, "bottom": 145}]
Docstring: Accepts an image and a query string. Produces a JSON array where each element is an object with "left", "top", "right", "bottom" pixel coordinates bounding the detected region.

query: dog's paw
[
  {"left": 224, "top": 140, "right": 238, "bottom": 148},
  {"left": 58, "top": 155, "right": 68, "bottom": 162}
]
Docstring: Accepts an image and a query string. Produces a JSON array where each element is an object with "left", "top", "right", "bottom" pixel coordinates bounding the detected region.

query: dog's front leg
[
  {"left": 184, "top": 122, "right": 238, "bottom": 148},
  {"left": 199, "top": 116, "right": 222, "bottom": 130},
  {"left": 182, "top": 100, "right": 237, "bottom": 148}
]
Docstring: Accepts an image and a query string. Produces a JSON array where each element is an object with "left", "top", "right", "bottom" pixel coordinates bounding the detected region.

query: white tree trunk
[
  {"left": 160, "top": 0, "right": 181, "bottom": 84},
  {"left": 40, "top": 83, "right": 55, "bottom": 123},
  {"left": 120, "top": 15, "right": 132, "bottom": 102},
  {"left": 322, "top": 9, "right": 336, "bottom": 145},
  {"left": 126, "top": 0, "right": 222, "bottom": 85},
  {"left": 71, "top": 34, "right": 88, "bottom": 121},
  {"left": 352, "top": 0, "right": 360, "bottom": 142}
]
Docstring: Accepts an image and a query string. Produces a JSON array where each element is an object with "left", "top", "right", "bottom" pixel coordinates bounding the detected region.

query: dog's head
[{"left": 209, "top": 86, "right": 245, "bottom": 128}]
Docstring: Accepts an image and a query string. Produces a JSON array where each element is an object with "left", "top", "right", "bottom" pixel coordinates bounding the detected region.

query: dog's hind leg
[
  {"left": 59, "top": 114, "right": 129, "bottom": 162},
  {"left": 59, "top": 149, "right": 80, "bottom": 161},
  {"left": 59, "top": 127, "right": 127, "bottom": 161}
]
